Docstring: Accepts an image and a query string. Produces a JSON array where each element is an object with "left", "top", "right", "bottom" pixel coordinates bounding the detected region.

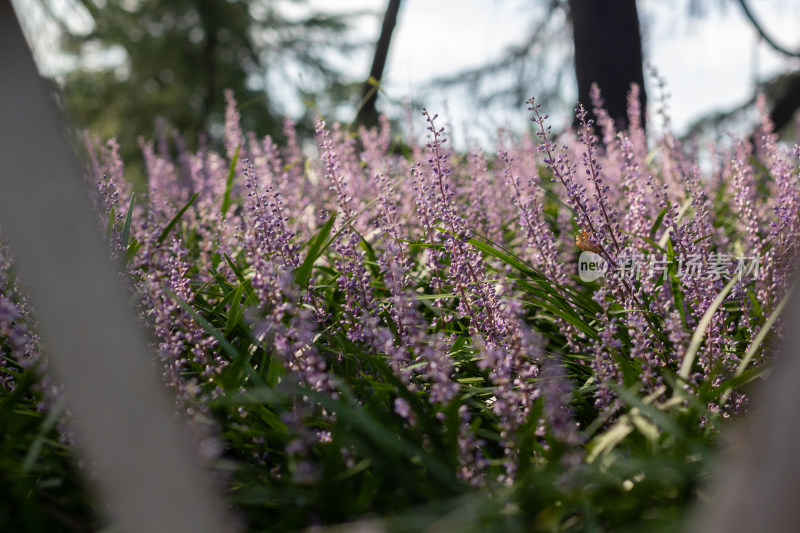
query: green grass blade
[
  {"left": 678, "top": 275, "right": 739, "bottom": 382},
  {"left": 171, "top": 291, "right": 240, "bottom": 360},
  {"left": 22, "top": 397, "right": 66, "bottom": 472},
  {"left": 714, "top": 364, "right": 771, "bottom": 401},
  {"left": 302, "top": 386, "right": 460, "bottom": 491},
  {"left": 105, "top": 206, "right": 116, "bottom": 243},
  {"left": 221, "top": 143, "right": 240, "bottom": 218},
  {"left": 468, "top": 237, "right": 538, "bottom": 276},
  {"left": 658, "top": 198, "right": 693, "bottom": 249},
  {"left": 120, "top": 192, "right": 135, "bottom": 249},
  {"left": 613, "top": 385, "right": 688, "bottom": 442},
  {"left": 225, "top": 284, "right": 245, "bottom": 336},
  {"left": 120, "top": 238, "right": 140, "bottom": 269},
  {"left": 648, "top": 207, "right": 667, "bottom": 241},
  {"left": 211, "top": 280, "right": 247, "bottom": 315},
  {"left": 169, "top": 290, "right": 263, "bottom": 388},
  {"left": 586, "top": 415, "right": 633, "bottom": 463},
  {"left": 223, "top": 253, "right": 252, "bottom": 296},
  {"left": 735, "top": 286, "right": 793, "bottom": 377},
  {"left": 295, "top": 211, "right": 337, "bottom": 288},
  {"left": 157, "top": 192, "right": 199, "bottom": 245}
]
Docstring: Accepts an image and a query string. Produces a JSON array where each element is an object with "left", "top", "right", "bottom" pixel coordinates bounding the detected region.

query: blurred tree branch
[
  {"left": 735, "top": 0, "right": 800, "bottom": 134},
  {"left": 421, "top": 0, "right": 570, "bottom": 110},
  {"left": 736, "top": 0, "right": 800, "bottom": 58},
  {"left": 354, "top": 0, "right": 402, "bottom": 130}
]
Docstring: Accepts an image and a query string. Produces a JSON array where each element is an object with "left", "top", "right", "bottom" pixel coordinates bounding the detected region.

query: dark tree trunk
[
  {"left": 569, "top": 0, "right": 646, "bottom": 132},
  {"left": 354, "top": 0, "right": 401, "bottom": 130},
  {"left": 768, "top": 72, "right": 800, "bottom": 134},
  {"left": 736, "top": 0, "right": 800, "bottom": 134}
]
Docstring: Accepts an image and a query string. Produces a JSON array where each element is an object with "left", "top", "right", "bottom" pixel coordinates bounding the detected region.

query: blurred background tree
[
  {"left": 416, "top": 0, "right": 798, "bottom": 142},
  {"left": 36, "top": 0, "right": 369, "bottom": 182},
  {"left": 14, "top": 0, "right": 800, "bottom": 171},
  {"left": 412, "top": 0, "right": 646, "bottom": 137}
]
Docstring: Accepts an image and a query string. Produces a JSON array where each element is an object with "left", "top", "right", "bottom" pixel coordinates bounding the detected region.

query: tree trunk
[
  {"left": 769, "top": 71, "right": 800, "bottom": 134},
  {"left": 354, "top": 0, "right": 401, "bottom": 130},
  {"left": 569, "top": 0, "right": 646, "bottom": 132}
]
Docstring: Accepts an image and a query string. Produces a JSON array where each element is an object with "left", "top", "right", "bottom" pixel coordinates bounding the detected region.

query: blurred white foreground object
[
  {"left": 0, "top": 3, "right": 231, "bottom": 532},
  {"left": 691, "top": 289, "right": 800, "bottom": 532}
]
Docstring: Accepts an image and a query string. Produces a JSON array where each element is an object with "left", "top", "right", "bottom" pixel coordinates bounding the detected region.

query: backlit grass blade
[
  {"left": 221, "top": 143, "right": 240, "bottom": 218},
  {"left": 658, "top": 198, "right": 693, "bottom": 249},
  {"left": 678, "top": 275, "right": 739, "bottom": 382},
  {"left": 120, "top": 238, "right": 140, "bottom": 269},
  {"left": 157, "top": 192, "right": 199, "bottom": 245},
  {"left": 120, "top": 192, "right": 135, "bottom": 249},
  {"left": 105, "top": 206, "right": 115, "bottom": 242},
  {"left": 735, "top": 287, "right": 792, "bottom": 377}
]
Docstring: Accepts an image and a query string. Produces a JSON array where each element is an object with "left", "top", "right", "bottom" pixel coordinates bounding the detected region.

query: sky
[
  {"left": 318, "top": 0, "right": 800, "bottom": 144},
  {"left": 13, "top": 0, "right": 800, "bottom": 146}
]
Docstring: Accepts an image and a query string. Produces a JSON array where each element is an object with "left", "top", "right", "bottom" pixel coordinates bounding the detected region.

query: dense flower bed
[{"left": 1, "top": 86, "right": 798, "bottom": 531}]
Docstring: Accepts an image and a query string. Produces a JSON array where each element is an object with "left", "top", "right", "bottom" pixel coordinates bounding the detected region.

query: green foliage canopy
[{"left": 55, "top": 0, "right": 366, "bottom": 179}]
